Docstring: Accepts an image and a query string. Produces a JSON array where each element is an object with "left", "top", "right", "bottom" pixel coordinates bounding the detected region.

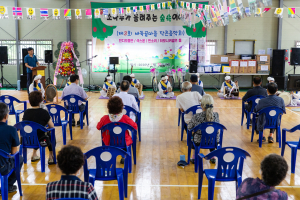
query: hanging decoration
[
  {"left": 126, "top": 7, "right": 131, "bottom": 15},
  {"left": 255, "top": 8, "right": 262, "bottom": 17},
  {"left": 151, "top": 4, "right": 155, "bottom": 11},
  {"left": 263, "top": 8, "right": 271, "bottom": 13},
  {"left": 157, "top": 3, "right": 161, "bottom": 10},
  {"left": 274, "top": 8, "right": 283, "bottom": 18},
  {"left": 111, "top": 8, "right": 117, "bottom": 17},
  {"left": 0, "top": 6, "right": 8, "bottom": 19},
  {"left": 119, "top": 8, "right": 124, "bottom": 15},
  {"left": 12, "top": 7, "right": 22, "bottom": 20},
  {"left": 162, "top": 2, "right": 166, "bottom": 9},
  {"left": 139, "top": 6, "right": 144, "bottom": 13},
  {"left": 85, "top": 9, "right": 92, "bottom": 19},
  {"left": 26, "top": 8, "right": 36, "bottom": 20},
  {"left": 247, "top": 0, "right": 256, "bottom": 13},
  {"left": 94, "top": 8, "right": 100, "bottom": 18},
  {"left": 133, "top": 6, "right": 137, "bottom": 14},
  {"left": 146, "top": 5, "right": 150, "bottom": 12},
  {"left": 288, "top": 8, "right": 295, "bottom": 18},
  {"left": 75, "top": 9, "right": 82, "bottom": 19},
  {"left": 40, "top": 8, "right": 49, "bottom": 20},
  {"left": 52, "top": 8, "right": 60, "bottom": 20}
]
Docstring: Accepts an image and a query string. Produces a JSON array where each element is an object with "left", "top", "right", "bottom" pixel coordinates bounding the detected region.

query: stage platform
[{"left": 1, "top": 89, "right": 300, "bottom": 200}]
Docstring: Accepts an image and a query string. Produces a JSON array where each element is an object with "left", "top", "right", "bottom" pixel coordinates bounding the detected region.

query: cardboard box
[
  {"left": 247, "top": 60, "right": 257, "bottom": 73},
  {"left": 229, "top": 60, "right": 240, "bottom": 73},
  {"left": 210, "top": 55, "right": 240, "bottom": 64},
  {"left": 226, "top": 53, "right": 235, "bottom": 56},
  {"left": 257, "top": 64, "right": 270, "bottom": 72},
  {"left": 239, "top": 60, "right": 249, "bottom": 73},
  {"left": 222, "top": 65, "right": 231, "bottom": 73},
  {"left": 256, "top": 55, "right": 270, "bottom": 63}
]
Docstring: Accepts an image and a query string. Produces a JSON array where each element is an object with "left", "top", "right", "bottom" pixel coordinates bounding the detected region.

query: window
[
  {"left": 0, "top": 39, "right": 52, "bottom": 65},
  {"left": 86, "top": 39, "right": 92, "bottom": 65},
  {"left": 295, "top": 41, "right": 300, "bottom": 48},
  {"left": 206, "top": 40, "right": 217, "bottom": 64}
]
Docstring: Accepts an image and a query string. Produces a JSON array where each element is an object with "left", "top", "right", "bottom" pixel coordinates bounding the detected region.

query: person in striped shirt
[{"left": 46, "top": 145, "right": 98, "bottom": 200}]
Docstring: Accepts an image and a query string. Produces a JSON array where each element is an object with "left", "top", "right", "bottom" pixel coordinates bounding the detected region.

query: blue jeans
[
  {"left": 0, "top": 156, "right": 24, "bottom": 187},
  {"left": 27, "top": 73, "right": 32, "bottom": 94}
]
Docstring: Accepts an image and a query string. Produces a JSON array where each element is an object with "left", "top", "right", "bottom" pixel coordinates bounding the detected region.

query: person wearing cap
[
  {"left": 24, "top": 47, "right": 41, "bottom": 94},
  {"left": 196, "top": 73, "right": 204, "bottom": 87},
  {"left": 217, "top": 76, "right": 238, "bottom": 98},
  {"left": 157, "top": 75, "right": 174, "bottom": 98},
  {"left": 100, "top": 75, "right": 116, "bottom": 97},
  {"left": 190, "top": 74, "right": 205, "bottom": 96},
  {"left": 267, "top": 77, "right": 275, "bottom": 84},
  {"left": 29, "top": 75, "right": 45, "bottom": 97},
  {"left": 130, "top": 74, "right": 143, "bottom": 96}
]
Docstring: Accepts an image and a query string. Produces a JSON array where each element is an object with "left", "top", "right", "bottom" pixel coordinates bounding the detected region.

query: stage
[{"left": 2, "top": 89, "right": 300, "bottom": 200}]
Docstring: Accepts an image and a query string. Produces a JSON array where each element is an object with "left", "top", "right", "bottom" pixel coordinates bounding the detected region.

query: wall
[{"left": 0, "top": 0, "right": 300, "bottom": 88}]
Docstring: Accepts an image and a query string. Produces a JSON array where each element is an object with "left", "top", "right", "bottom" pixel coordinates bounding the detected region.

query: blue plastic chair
[
  {"left": 0, "top": 149, "right": 22, "bottom": 200},
  {"left": 84, "top": 146, "right": 129, "bottom": 200},
  {"left": 251, "top": 106, "right": 285, "bottom": 148},
  {"left": 178, "top": 109, "right": 182, "bottom": 126},
  {"left": 281, "top": 125, "right": 300, "bottom": 173},
  {"left": 14, "top": 121, "right": 56, "bottom": 172},
  {"left": 62, "top": 94, "right": 89, "bottom": 129},
  {"left": 135, "top": 97, "right": 140, "bottom": 109},
  {"left": 123, "top": 105, "right": 141, "bottom": 142},
  {"left": 46, "top": 104, "right": 72, "bottom": 145},
  {"left": 181, "top": 105, "right": 202, "bottom": 144},
  {"left": 187, "top": 122, "right": 227, "bottom": 172},
  {"left": 0, "top": 95, "right": 27, "bottom": 123},
  {"left": 198, "top": 147, "right": 251, "bottom": 200},
  {"left": 241, "top": 95, "right": 266, "bottom": 129},
  {"left": 99, "top": 122, "right": 137, "bottom": 173}
]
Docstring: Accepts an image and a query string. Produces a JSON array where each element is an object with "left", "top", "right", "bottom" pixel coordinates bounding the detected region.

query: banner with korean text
[{"left": 91, "top": 2, "right": 208, "bottom": 73}]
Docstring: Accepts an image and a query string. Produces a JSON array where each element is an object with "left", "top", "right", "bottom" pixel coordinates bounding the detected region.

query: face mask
[
  {"left": 132, "top": 78, "right": 135, "bottom": 81},
  {"left": 38, "top": 80, "right": 40, "bottom": 83}
]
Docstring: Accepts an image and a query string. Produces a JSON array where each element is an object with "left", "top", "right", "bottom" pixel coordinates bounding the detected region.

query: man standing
[
  {"left": 61, "top": 74, "right": 88, "bottom": 126},
  {"left": 113, "top": 80, "right": 139, "bottom": 121},
  {"left": 190, "top": 74, "right": 205, "bottom": 96},
  {"left": 0, "top": 103, "right": 23, "bottom": 193},
  {"left": 24, "top": 47, "right": 41, "bottom": 94},
  {"left": 242, "top": 77, "right": 268, "bottom": 123},
  {"left": 176, "top": 81, "right": 202, "bottom": 125},
  {"left": 254, "top": 82, "right": 285, "bottom": 143}
]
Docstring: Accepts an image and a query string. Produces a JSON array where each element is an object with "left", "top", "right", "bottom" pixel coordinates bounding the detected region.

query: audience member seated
[
  {"left": 242, "top": 77, "right": 268, "bottom": 123},
  {"left": 0, "top": 103, "right": 23, "bottom": 193},
  {"left": 176, "top": 81, "right": 202, "bottom": 125},
  {"left": 23, "top": 91, "right": 56, "bottom": 165},
  {"left": 157, "top": 75, "right": 174, "bottom": 98},
  {"left": 117, "top": 75, "right": 140, "bottom": 99},
  {"left": 130, "top": 74, "right": 143, "bottom": 96},
  {"left": 96, "top": 96, "right": 137, "bottom": 147},
  {"left": 236, "top": 154, "right": 288, "bottom": 200},
  {"left": 100, "top": 75, "right": 116, "bottom": 97},
  {"left": 61, "top": 74, "right": 88, "bottom": 126},
  {"left": 46, "top": 145, "right": 98, "bottom": 200},
  {"left": 196, "top": 73, "right": 204, "bottom": 87},
  {"left": 190, "top": 74, "right": 205, "bottom": 96},
  {"left": 113, "top": 80, "right": 139, "bottom": 122},
  {"left": 254, "top": 82, "right": 285, "bottom": 143},
  {"left": 188, "top": 94, "right": 219, "bottom": 164}
]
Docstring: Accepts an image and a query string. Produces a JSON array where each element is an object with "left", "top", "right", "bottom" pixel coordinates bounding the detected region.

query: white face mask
[
  {"left": 132, "top": 78, "right": 135, "bottom": 81},
  {"left": 38, "top": 80, "right": 40, "bottom": 83}
]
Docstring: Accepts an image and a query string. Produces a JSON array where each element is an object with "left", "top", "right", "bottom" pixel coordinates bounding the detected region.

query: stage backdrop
[{"left": 91, "top": 2, "right": 208, "bottom": 73}]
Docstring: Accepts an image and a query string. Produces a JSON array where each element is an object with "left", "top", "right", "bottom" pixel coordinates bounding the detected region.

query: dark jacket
[
  {"left": 191, "top": 84, "right": 205, "bottom": 96},
  {"left": 242, "top": 86, "right": 268, "bottom": 111}
]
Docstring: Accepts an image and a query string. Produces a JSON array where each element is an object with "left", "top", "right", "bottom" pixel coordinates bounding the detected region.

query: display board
[
  {"left": 91, "top": 2, "right": 208, "bottom": 73},
  {"left": 234, "top": 40, "right": 255, "bottom": 55}
]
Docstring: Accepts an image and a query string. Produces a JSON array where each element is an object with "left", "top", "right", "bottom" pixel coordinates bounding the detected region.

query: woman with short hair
[
  {"left": 236, "top": 154, "right": 288, "bottom": 200},
  {"left": 46, "top": 145, "right": 98, "bottom": 200},
  {"left": 188, "top": 94, "right": 220, "bottom": 164},
  {"left": 22, "top": 91, "right": 55, "bottom": 164}
]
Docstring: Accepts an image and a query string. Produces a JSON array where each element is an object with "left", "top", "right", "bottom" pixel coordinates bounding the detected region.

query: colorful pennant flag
[
  {"left": 26, "top": 8, "right": 36, "bottom": 20},
  {"left": 52, "top": 8, "right": 60, "bottom": 20},
  {"left": 168, "top": 1, "right": 172, "bottom": 10},
  {"left": 75, "top": 9, "right": 82, "bottom": 19},
  {"left": 157, "top": 3, "right": 161, "bottom": 10},
  {"left": 288, "top": 8, "right": 295, "bottom": 18},
  {"left": 151, "top": 4, "right": 155, "bottom": 11},
  {"left": 139, "top": 6, "right": 144, "bottom": 13},
  {"left": 245, "top": 7, "right": 251, "bottom": 17},
  {"left": 274, "top": 8, "right": 283, "bottom": 18},
  {"left": 255, "top": 8, "right": 262, "bottom": 17},
  {"left": 13, "top": 7, "right": 23, "bottom": 20},
  {"left": 263, "top": 8, "right": 271, "bottom": 13},
  {"left": 162, "top": 2, "right": 166, "bottom": 9},
  {"left": 0, "top": 6, "right": 9, "bottom": 19},
  {"left": 119, "top": 8, "right": 124, "bottom": 15},
  {"left": 64, "top": 9, "right": 71, "bottom": 20},
  {"left": 192, "top": 3, "right": 196, "bottom": 10},
  {"left": 85, "top": 9, "right": 92, "bottom": 19},
  {"left": 126, "top": 7, "right": 131, "bottom": 15},
  {"left": 40, "top": 8, "right": 48, "bottom": 20},
  {"left": 146, "top": 5, "right": 150, "bottom": 12},
  {"left": 94, "top": 9, "right": 100, "bottom": 18},
  {"left": 111, "top": 8, "right": 116, "bottom": 16},
  {"left": 103, "top": 9, "right": 108, "bottom": 17},
  {"left": 181, "top": 1, "right": 185, "bottom": 8},
  {"left": 133, "top": 6, "right": 137, "bottom": 14},
  {"left": 186, "top": 2, "right": 190, "bottom": 10}
]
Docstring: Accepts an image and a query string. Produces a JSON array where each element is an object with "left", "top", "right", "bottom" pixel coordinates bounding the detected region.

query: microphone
[{"left": 93, "top": 55, "right": 98, "bottom": 58}]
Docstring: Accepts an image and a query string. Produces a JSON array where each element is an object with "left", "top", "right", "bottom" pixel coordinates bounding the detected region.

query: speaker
[
  {"left": 271, "top": 49, "right": 285, "bottom": 76},
  {"left": 189, "top": 60, "right": 197, "bottom": 73},
  {"left": 20, "top": 75, "right": 27, "bottom": 88},
  {"left": 44, "top": 50, "right": 53, "bottom": 63},
  {"left": 273, "top": 76, "right": 287, "bottom": 90},
  {"left": 109, "top": 57, "right": 119, "bottom": 64},
  {"left": 22, "top": 48, "right": 28, "bottom": 75},
  {"left": 290, "top": 48, "right": 300, "bottom": 65},
  {"left": 0, "top": 46, "right": 8, "bottom": 64}
]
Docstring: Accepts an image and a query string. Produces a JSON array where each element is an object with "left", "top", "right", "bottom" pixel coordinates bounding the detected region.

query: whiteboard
[{"left": 234, "top": 41, "right": 254, "bottom": 55}]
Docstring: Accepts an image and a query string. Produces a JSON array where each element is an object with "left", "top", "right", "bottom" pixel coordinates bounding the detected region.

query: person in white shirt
[
  {"left": 130, "top": 74, "right": 143, "bottom": 96},
  {"left": 176, "top": 81, "right": 202, "bottom": 124},
  {"left": 113, "top": 80, "right": 139, "bottom": 122},
  {"left": 217, "top": 76, "right": 237, "bottom": 98},
  {"left": 196, "top": 73, "right": 204, "bottom": 87},
  {"left": 157, "top": 75, "right": 174, "bottom": 98},
  {"left": 29, "top": 75, "right": 45, "bottom": 97},
  {"left": 100, "top": 75, "right": 116, "bottom": 97}
]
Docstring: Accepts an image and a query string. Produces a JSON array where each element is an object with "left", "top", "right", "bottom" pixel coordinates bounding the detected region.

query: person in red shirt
[{"left": 96, "top": 96, "right": 137, "bottom": 146}]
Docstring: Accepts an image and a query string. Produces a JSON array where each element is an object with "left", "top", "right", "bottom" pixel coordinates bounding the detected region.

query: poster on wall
[{"left": 91, "top": 2, "right": 208, "bottom": 73}]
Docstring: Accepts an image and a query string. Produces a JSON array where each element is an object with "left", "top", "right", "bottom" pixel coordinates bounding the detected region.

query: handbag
[
  {"left": 39, "top": 132, "right": 51, "bottom": 147},
  {"left": 236, "top": 187, "right": 275, "bottom": 200}
]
